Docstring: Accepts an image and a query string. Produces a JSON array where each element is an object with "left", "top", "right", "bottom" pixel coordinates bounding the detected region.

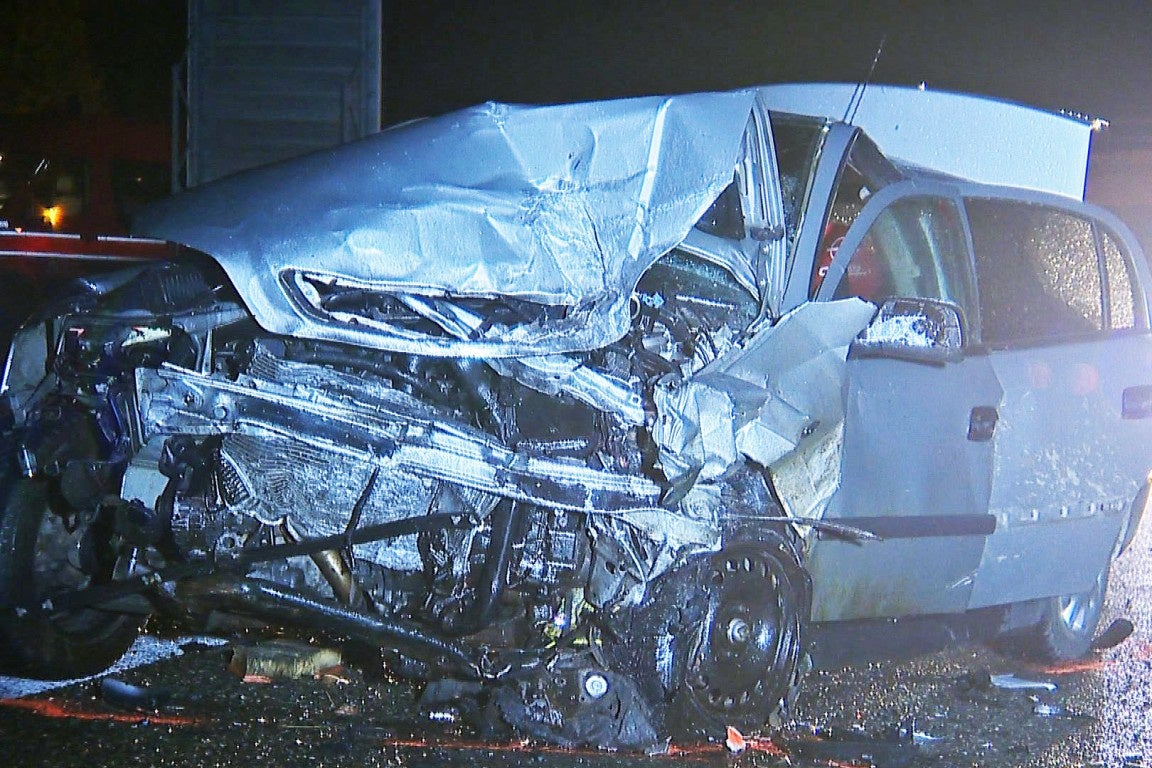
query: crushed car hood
[{"left": 138, "top": 91, "right": 758, "bottom": 356}]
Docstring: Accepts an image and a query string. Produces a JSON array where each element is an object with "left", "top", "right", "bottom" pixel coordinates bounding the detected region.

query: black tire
[
  {"left": 609, "top": 532, "right": 810, "bottom": 741},
  {"left": 0, "top": 414, "right": 140, "bottom": 678},
  {"left": 997, "top": 566, "right": 1109, "bottom": 662}
]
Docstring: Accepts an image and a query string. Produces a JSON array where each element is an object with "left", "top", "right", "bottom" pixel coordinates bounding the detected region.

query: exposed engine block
[{"left": 220, "top": 432, "right": 433, "bottom": 571}]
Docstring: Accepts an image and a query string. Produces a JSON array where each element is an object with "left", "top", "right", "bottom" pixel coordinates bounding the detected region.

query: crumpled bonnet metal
[{"left": 138, "top": 91, "right": 757, "bottom": 356}]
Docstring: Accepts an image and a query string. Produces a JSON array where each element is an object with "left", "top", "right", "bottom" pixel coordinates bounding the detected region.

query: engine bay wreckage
[{"left": 3, "top": 85, "right": 1151, "bottom": 749}]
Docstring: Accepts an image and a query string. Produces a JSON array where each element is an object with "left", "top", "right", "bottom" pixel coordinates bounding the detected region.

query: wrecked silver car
[{"left": 2, "top": 84, "right": 1150, "bottom": 748}]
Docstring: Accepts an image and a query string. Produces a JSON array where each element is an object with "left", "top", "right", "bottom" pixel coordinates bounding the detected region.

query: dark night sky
[
  {"left": 381, "top": 0, "right": 1152, "bottom": 243},
  {"left": 382, "top": 1, "right": 1151, "bottom": 125},
  {"left": 8, "top": 2, "right": 1151, "bottom": 149},
  {"left": 7, "top": 1, "right": 1148, "bottom": 241}
]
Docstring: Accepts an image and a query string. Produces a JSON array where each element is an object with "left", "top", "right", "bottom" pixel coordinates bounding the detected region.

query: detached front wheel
[
  {"left": 0, "top": 413, "right": 140, "bottom": 678},
  {"left": 613, "top": 533, "right": 811, "bottom": 741}
]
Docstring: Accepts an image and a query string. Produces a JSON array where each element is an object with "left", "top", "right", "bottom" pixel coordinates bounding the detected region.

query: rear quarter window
[{"left": 1102, "top": 230, "right": 1139, "bottom": 330}]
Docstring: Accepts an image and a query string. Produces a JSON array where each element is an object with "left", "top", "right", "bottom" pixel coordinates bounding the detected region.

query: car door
[
  {"left": 963, "top": 196, "right": 1152, "bottom": 608},
  {"left": 805, "top": 184, "right": 1003, "bottom": 622}
]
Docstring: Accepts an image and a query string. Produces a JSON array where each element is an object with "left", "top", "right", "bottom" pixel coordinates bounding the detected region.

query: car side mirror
[{"left": 851, "top": 297, "right": 965, "bottom": 364}]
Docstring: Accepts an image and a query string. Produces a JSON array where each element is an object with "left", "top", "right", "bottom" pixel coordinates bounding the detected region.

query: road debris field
[{"left": 2, "top": 512, "right": 1149, "bottom": 768}]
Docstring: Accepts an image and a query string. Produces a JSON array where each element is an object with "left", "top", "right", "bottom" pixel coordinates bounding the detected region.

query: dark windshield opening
[
  {"left": 771, "top": 117, "right": 827, "bottom": 246},
  {"left": 694, "top": 179, "right": 745, "bottom": 241}
]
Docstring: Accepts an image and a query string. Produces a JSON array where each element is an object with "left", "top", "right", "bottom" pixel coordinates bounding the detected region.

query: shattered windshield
[
  {"left": 770, "top": 116, "right": 828, "bottom": 250},
  {"left": 686, "top": 111, "right": 825, "bottom": 321},
  {"left": 633, "top": 249, "right": 760, "bottom": 372}
]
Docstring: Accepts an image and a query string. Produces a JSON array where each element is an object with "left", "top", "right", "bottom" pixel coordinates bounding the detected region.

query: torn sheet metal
[
  {"left": 769, "top": 421, "right": 845, "bottom": 520},
  {"left": 137, "top": 92, "right": 758, "bottom": 357},
  {"left": 399, "top": 293, "right": 646, "bottom": 425},
  {"left": 586, "top": 508, "right": 723, "bottom": 610},
  {"left": 652, "top": 299, "right": 875, "bottom": 516}
]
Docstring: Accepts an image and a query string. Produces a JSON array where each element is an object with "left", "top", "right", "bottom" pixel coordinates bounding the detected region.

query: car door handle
[
  {"left": 968, "top": 406, "right": 998, "bottom": 442},
  {"left": 1122, "top": 385, "right": 1152, "bottom": 419}
]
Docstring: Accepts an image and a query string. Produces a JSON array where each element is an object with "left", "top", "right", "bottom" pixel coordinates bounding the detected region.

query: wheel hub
[
  {"left": 683, "top": 544, "right": 803, "bottom": 721},
  {"left": 726, "top": 617, "right": 751, "bottom": 645}
]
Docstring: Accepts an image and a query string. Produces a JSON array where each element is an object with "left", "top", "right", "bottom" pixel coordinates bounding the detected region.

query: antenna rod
[{"left": 844, "top": 34, "right": 887, "bottom": 124}]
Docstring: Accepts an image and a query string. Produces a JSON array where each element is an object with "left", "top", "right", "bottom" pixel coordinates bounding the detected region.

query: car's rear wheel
[
  {"left": 0, "top": 413, "right": 140, "bottom": 678},
  {"left": 997, "top": 566, "right": 1108, "bottom": 662},
  {"left": 611, "top": 532, "right": 810, "bottom": 741}
]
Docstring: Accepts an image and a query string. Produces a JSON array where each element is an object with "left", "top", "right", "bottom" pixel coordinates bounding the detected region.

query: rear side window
[{"left": 966, "top": 199, "right": 1104, "bottom": 346}]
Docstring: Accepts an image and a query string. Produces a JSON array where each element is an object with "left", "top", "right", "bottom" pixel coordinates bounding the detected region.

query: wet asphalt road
[{"left": 1, "top": 513, "right": 1149, "bottom": 768}]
